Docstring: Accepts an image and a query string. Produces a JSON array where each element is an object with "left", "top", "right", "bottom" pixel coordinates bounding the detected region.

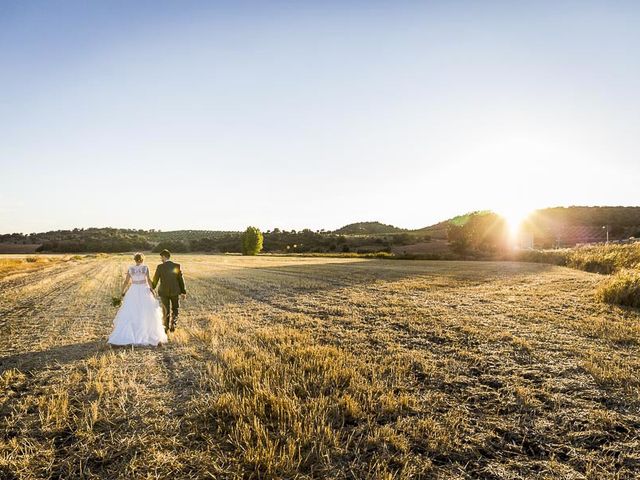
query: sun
[{"left": 497, "top": 206, "right": 533, "bottom": 239}]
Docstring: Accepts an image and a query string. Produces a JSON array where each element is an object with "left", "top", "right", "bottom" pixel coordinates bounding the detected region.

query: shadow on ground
[{"left": 0, "top": 340, "right": 155, "bottom": 374}]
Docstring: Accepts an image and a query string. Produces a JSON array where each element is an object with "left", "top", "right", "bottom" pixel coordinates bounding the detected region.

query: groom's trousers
[{"left": 160, "top": 295, "right": 179, "bottom": 329}]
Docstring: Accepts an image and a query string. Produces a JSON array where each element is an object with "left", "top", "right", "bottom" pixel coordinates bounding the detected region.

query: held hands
[{"left": 180, "top": 293, "right": 187, "bottom": 301}]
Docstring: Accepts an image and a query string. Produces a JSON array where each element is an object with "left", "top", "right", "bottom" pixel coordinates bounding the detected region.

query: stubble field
[{"left": 0, "top": 254, "right": 638, "bottom": 479}]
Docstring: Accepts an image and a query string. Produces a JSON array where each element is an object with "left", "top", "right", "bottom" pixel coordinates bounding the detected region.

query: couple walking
[{"left": 108, "top": 249, "right": 186, "bottom": 346}]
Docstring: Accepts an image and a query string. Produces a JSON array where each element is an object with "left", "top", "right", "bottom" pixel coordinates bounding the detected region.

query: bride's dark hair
[{"left": 134, "top": 253, "right": 144, "bottom": 263}]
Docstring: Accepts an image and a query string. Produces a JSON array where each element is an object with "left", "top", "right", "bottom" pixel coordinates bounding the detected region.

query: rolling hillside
[
  {"left": 332, "top": 221, "right": 406, "bottom": 235},
  {"left": 3, "top": 206, "right": 640, "bottom": 253},
  {"left": 415, "top": 207, "right": 640, "bottom": 247}
]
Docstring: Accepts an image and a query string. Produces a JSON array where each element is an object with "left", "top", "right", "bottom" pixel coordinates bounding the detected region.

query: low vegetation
[
  {"left": 596, "top": 269, "right": 640, "bottom": 308},
  {"left": 566, "top": 243, "right": 640, "bottom": 273},
  {"left": 513, "top": 248, "right": 570, "bottom": 266},
  {"left": 516, "top": 242, "right": 640, "bottom": 274},
  {"left": 0, "top": 255, "right": 61, "bottom": 277}
]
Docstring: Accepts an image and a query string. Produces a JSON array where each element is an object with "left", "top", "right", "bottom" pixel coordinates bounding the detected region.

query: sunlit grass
[
  {"left": 0, "top": 254, "right": 638, "bottom": 478},
  {"left": 596, "top": 268, "right": 640, "bottom": 307}
]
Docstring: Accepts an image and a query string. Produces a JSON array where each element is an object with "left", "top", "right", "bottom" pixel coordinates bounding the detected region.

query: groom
[{"left": 151, "top": 249, "right": 186, "bottom": 333}]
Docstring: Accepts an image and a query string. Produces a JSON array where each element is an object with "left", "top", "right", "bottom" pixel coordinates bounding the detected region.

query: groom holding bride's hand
[{"left": 151, "top": 249, "right": 187, "bottom": 333}]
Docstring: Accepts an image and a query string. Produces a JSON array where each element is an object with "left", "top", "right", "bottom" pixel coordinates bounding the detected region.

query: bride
[{"left": 108, "top": 253, "right": 168, "bottom": 346}]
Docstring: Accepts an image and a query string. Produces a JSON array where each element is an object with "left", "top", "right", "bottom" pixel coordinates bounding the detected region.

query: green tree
[
  {"left": 447, "top": 212, "right": 509, "bottom": 255},
  {"left": 242, "top": 226, "right": 263, "bottom": 255},
  {"left": 447, "top": 224, "right": 469, "bottom": 254}
]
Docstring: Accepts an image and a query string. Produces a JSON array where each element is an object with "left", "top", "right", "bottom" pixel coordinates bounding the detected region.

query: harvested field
[{"left": 0, "top": 255, "right": 638, "bottom": 479}]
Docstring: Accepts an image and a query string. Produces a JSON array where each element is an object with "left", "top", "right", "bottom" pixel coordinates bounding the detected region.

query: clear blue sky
[{"left": 1, "top": 0, "right": 639, "bottom": 233}]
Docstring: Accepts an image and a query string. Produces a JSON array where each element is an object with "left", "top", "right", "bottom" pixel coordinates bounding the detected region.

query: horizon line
[{"left": 3, "top": 204, "right": 640, "bottom": 236}]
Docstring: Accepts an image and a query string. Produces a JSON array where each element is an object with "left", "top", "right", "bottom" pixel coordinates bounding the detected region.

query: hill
[
  {"left": 148, "top": 230, "right": 239, "bottom": 242},
  {"left": 333, "top": 221, "right": 405, "bottom": 235},
  {"left": 412, "top": 211, "right": 493, "bottom": 240},
  {"left": 413, "top": 206, "right": 640, "bottom": 247},
  {"left": 528, "top": 206, "right": 640, "bottom": 226},
  {"left": 3, "top": 206, "right": 640, "bottom": 254},
  {"left": 523, "top": 206, "right": 640, "bottom": 247}
]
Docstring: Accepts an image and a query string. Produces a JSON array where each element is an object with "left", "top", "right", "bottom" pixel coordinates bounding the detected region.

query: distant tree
[
  {"left": 242, "top": 226, "right": 263, "bottom": 255},
  {"left": 447, "top": 212, "right": 508, "bottom": 255},
  {"left": 152, "top": 240, "right": 189, "bottom": 253},
  {"left": 391, "top": 233, "right": 413, "bottom": 245},
  {"left": 448, "top": 224, "right": 470, "bottom": 254},
  {"left": 610, "top": 225, "right": 624, "bottom": 237}
]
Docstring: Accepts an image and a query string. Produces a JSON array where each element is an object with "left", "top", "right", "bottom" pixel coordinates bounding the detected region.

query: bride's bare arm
[
  {"left": 146, "top": 268, "right": 154, "bottom": 290},
  {"left": 121, "top": 272, "right": 131, "bottom": 297}
]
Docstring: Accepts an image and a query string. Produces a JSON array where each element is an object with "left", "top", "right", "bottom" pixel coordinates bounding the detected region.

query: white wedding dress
[{"left": 108, "top": 265, "right": 168, "bottom": 346}]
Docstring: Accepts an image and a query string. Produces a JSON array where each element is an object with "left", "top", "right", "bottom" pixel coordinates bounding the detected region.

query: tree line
[
  {"left": 6, "top": 227, "right": 427, "bottom": 254},
  {"left": 6, "top": 207, "right": 639, "bottom": 255},
  {"left": 152, "top": 229, "right": 428, "bottom": 255}
]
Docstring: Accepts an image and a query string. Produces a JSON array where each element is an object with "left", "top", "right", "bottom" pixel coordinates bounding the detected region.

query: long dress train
[{"left": 108, "top": 265, "right": 168, "bottom": 346}]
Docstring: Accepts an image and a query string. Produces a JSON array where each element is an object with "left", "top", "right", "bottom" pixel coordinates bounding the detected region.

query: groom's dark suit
[{"left": 152, "top": 260, "right": 186, "bottom": 331}]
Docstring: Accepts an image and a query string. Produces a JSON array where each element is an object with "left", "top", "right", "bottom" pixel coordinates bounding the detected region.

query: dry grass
[
  {"left": 0, "top": 257, "right": 50, "bottom": 277},
  {"left": 0, "top": 255, "right": 81, "bottom": 278},
  {"left": 567, "top": 243, "right": 640, "bottom": 274},
  {"left": 596, "top": 269, "right": 640, "bottom": 308},
  {"left": 517, "top": 242, "right": 640, "bottom": 274},
  {"left": 0, "top": 255, "right": 639, "bottom": 479}
]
